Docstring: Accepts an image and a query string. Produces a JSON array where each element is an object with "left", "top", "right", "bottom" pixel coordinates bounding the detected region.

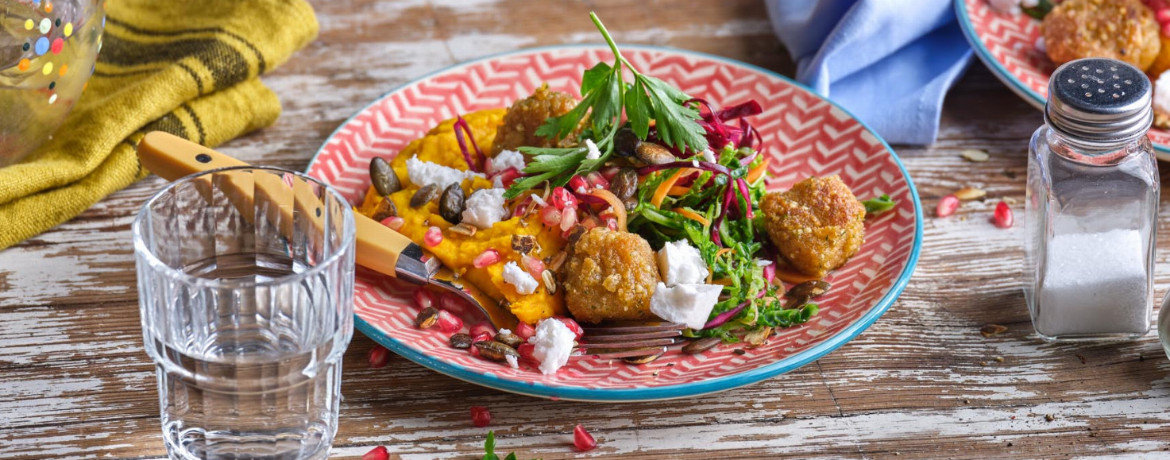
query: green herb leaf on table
[{"left": 861, "top": 194, "right": 896, "bottom": 216}]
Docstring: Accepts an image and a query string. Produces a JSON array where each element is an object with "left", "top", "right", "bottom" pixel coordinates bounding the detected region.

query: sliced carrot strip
[
  {"left": 651, "top": 168, "right": 688, "bottom": 208},
  {"left": 746, "top": 157, "right": 770, "bottom": 184},
  {"left": 675, "top": 208, "right": 709, "bottom": 227},
  {"left": 590, "top": 188, "right": 627, "bottom": 231},
  {"left": 668, "top": 185, "right": 691, "bottom": 196}
]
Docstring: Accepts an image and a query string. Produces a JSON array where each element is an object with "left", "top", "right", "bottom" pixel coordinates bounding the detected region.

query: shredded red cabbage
[{"left": 453, "top": 116, "right": 486, "bottom": 172}]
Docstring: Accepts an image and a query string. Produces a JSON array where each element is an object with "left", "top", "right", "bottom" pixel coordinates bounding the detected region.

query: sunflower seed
[
  {"left": 542, "top": 270, "right": 557, "bottom": 294},
  {"left": 449, "top": 223, "right": 477, "bottom": 236},
  {"left": 449, "top": 333, "right": 473, "bottom": 349},
  {"left": 474, "top": 340, "right": 519, "bottom": 361},
  {"left": 414, "top": 307, "right": 439, "bottom": 329}
]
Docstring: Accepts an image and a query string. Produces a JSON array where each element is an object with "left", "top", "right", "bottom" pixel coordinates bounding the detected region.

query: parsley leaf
[{"left": 861, "top": 194, "right": 896, "bottom": 216}]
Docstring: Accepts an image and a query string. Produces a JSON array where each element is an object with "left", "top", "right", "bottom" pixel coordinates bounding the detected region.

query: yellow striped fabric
[{"left": 0, "top": 0, "right": 318, "bottom": 250}]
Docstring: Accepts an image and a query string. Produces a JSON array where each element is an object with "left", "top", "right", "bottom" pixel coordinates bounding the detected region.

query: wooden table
[{"left": 5, "top": 0, "right": 1170, "bottom": 458}]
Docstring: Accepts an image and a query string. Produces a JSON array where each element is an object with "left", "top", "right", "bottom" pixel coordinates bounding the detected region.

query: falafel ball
[
  {"left": 492, "top": 84, "right": 580, "bottom": 154},
  {"left": 1043, "top": 0, "right": 1160, "bottom": 71},
  {"left": 561, "top": 227, "right": 661, "bottom": 323},
  {"left": 762, "top": 175, "right": 866, "bottom": 279}
]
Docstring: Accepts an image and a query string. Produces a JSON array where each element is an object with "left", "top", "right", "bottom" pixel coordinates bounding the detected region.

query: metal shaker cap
[{"left": 1045, "top": 58, "right": 1152, "bottom": 145}]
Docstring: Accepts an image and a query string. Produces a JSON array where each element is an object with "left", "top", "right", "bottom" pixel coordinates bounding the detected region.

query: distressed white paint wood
[{"left": 3, "top": 0, "right": 1170, "bottom": 458}]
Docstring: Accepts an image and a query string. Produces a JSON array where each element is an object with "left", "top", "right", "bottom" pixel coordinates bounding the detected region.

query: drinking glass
[
  {"left": 0, "top": 0, "right": 104, "bottom": 166},
  {"left": 133, "top": 166, "right": 356, "bottom": 459}
]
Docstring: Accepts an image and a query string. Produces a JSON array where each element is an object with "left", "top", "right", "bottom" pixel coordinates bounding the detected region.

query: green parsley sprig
[{"left": 503, "top": 12, "right": 708, "bottom": 199}]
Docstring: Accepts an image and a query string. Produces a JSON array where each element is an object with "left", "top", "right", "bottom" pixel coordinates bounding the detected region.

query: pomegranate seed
[
  {"left": 1159, "top": 9, "right": 1170, "bottom": 22},
  {"left": 600, "top": 165, "right": 621, "bottom": 181},
  {"left": 763, "top": 263, "right": 776, "bottom": 284},
  {"left": 936, "top": 194, "right": 960, "bottom": 218},
  {"left": 549, "top": 186, "right": 577, "bottom": 210},
  {"left": 368, "top": 345, "right": 391, "bottom": 368},
  {"left": 606, "top": 218, "right": 618, "bottom": 231},
  {"left": 573, "top": 424, "right": 597, "bottom": 452},
  {"left": 436, "top": 310, "right": 463, "bottom": 333},
  {"left": 554, "top": 317, "right": 585, "bottom": 340},
  {"left": 517, "top": 342, "right": 538, "bottom": 365},
  {"left": 470, "top": 406, "right": 492, "bottom": 427},
  {"left": 514, "top": 321, "right": 536, "bottom": 341},
  {"left": 568, "top": 175, "right": 589, "bottom": 194},
  {"left": 380, "top": 216, "right": 404, "bottom": 230},
  {"left": 512, "top": 196, "right": 533, "bottom": 218},
  {"left": 585, "top": 171, "right": 609, "bottom": 190},
  {"left": 469, "top": 322, "right": 496, "bottom": 338},
  {"left": 992, "top": 201, "right": 1013, "bottom": 229},
  {"left": 491, "top": 167, "right": 523, "bottom": 188},
  {"left": 414, "top": 289, "right": 436, "bottom": 310},
  {"left": 1162, "top": 22, "right": 1170, "bottom": 37},
  {"left": 362, "top": 446, "right": 389, "bottom": 460},
  {"left": 439, "top": 292, "right": 468, "bottom": 313},
  {"left": 559, "top": 208, "right": 578, "bottom": 232},
  {"left": 540, "top": 205, "right": 562, "bottom": 227},
  {"left": 424, "top": 226, "right": 443, "bottom": 247},
  {"left": 521, "top": 254, "right": 545, "bottom": 278},
  {"left": 473, "top": 249, "right": 501, "bottom": 268},
  {"left": 468, "top": 331, "right": 493, "bottom": 358}
]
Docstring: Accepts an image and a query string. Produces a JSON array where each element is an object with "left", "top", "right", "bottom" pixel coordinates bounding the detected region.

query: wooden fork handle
[{"left": 136, "top": 131, "right": 419, "bottom": 279}]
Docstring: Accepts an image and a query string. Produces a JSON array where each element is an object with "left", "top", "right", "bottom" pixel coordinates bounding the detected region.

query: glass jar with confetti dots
[{"left": 0, "top": 0, "right": 103, "bottom": 167}]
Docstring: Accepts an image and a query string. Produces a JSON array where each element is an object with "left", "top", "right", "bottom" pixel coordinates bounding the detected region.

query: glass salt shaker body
[{"left": 1025, "top": 58, "right": 1159, "bottom": 342}]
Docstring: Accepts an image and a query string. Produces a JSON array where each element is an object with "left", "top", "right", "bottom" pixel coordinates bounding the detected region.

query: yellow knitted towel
[{"left": 0, "top": 0, "right": 318, "bottom": 250}]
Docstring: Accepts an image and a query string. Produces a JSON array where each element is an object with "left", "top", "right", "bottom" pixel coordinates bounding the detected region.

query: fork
[{"left": 138, "top": 131, "right": 690, "bottom": 359}]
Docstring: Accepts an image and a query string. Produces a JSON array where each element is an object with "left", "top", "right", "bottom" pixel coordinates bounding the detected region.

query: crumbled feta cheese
[
  {"left": 505, "top": 354, "right": 519, "bottom": 369},
  {"left": 692, "top": 160, "right": 700, "bottom": 168},
  {"left": 502, "top": 261, "right": 538, "bottom": 295},
  {"left": 489, "top": 149, "right": 526, "bottom": 174},
  {"left": 492, "top": 175, "right": 505, "bottom": 189},
  {"left": 529, "top": 318, "right": 576, "bottom": 374},
  {"left": 649, "top": 282, "right": 723, "bottom": 330},
  {"left": 756, "top": 259, "right": 773, "bottom": 266},
  {"left": 585, "top": 139, "right": 601, "bottom": 160},
  {"left": 657, "top": 240, "right": 709, "bottom": 286},
  {"left": 1155, "top": 71, "right": 1170, "bottom": 115},
  {"left": 461, "top": 188, "right": 508, "bottom": 229},
  {"left": 699, "top": 149, "right": 716, "bottom": 163},
  {"left": 406, "top": 157, "right": 482, "bottom": 189}
]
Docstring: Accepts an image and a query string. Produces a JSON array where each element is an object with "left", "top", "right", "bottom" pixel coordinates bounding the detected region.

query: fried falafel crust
[
  {"left": 762, "top": 175, "right": 866, "bottom": 279},
  {"left": 561, "top": 228, "right": 661, "bottom": 324}
]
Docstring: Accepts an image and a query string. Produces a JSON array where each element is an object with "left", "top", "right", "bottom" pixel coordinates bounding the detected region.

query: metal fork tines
[{"left": 573, "top": 322, "right": 686, "bottom": 360}]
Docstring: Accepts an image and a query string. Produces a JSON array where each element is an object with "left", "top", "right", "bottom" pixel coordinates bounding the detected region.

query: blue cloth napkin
[{"left": 766, "top": 0, "right": 973, "bottom": 145}]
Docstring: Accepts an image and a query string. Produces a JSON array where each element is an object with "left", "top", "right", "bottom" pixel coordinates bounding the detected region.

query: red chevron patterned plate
[
  {"left": 307, "top": 45, "right": 922, "bottom": 402},
  {"left": 956, "top": 0, "right": 1170, "bottom": 158}
]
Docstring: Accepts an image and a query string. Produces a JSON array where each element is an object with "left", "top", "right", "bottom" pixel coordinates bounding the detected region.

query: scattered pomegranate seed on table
[
  {"left": 362, "top": 446, "right": 389, "bottom": 460},
  {"left": 367, "top": 345, "right": 390, "bottom": 369},
  {"left": 993, "top": 201, "right": 1013, "bottom": 228},
  {"left": 436, "top": 310, "right": 463, "bottom": 333},
  {"left": 573, "top": 424, "right": 598, "bottom": 451},
  {"left": 936, "top": 194, "right": 960, "bottom": 217},
  {"left": 470, "top": 406, "right": 492, "bottom": 427}
]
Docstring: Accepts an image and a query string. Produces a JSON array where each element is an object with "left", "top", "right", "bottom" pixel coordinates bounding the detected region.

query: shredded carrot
[
  {"left": 773, "top": 267, "right": 821, "bottom": 285},
  {"left": 675, "top": 208, "right": 709, "bottom": 227},
  {"left": 711, "top": 278, "right": 734, "bottom": 286},
  {"left": 651, "top": 168, "right": 688, "bottom": 208},
  {"left": 668, "top": 185, "right": 691, "bottom": 196},
  {"left": 746, "top": 157, "right": 770, "bottom": 184},
  {"left": 590, "top": 188, "right": 627, "bottom": 231}
]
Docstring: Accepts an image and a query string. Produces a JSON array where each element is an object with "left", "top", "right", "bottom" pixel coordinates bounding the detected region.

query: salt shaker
[{"left": 1024, "top": 58, "right": 1159, "bottom": 342}]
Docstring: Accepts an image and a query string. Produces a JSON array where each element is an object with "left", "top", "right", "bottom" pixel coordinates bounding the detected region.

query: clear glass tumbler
[
  {"left": 1, "top": 0, "right": 105, "bottom": 166},
  {"left": 133, "top": 167, "right": 356, "bottom": 460}
]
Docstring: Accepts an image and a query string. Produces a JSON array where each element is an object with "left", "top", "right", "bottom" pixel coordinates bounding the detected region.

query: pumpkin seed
[
  {"left": 980, "top": 324, "right": 1008, "bottom": 338},
  {"left": 609, "top": 168, "right": 639, "bottom": 201},
  {"left": 622, "top": 352, "right": 663, "bottom": 365},
  {"left": 439, "top": 183, "right": 465, "bottom": 224},
  {"left": 682, "top": 337, "right": 720, "bottom": 354},
  {"left": 474, "top": 340, "right": 519, "bottom": 361},
  {"left": 542, "top": 270, "right": 557, "bottom": 294},
  {"left": 414, "top": 307, "right": 439, "bottom": 329},
  {"left": 449, "top": 223, "right": 477, "bottom": 236},
  {"left": 787, "top": 280, "right": 831, "bottom": 299},
  {"left": 371, "top": 197, "right": 398, "bottom": 221},
  {"left": 369, "top": 157, "right": 401, "bottom": 196},
  {"left": 511, "top": 235, "right": 536, "bottom": 254},
  {"left": 449, "top": 333, "right": 474, "bottom": 349},
  {"left": 954, "top": 186, "right": 986, "bottom": 201},
  {"left": 635, "top": 142, "right": 676, "bottom": 165},
  {"left": 410, "top": 184, "right": 440, "bottom": 208},
  {"left": 493, "top": 331, "right": 525, "bottom": 348},
  {"left": 613, "top": 127, "right": 640, "bottom": 157},
  {"left": 783, "top": 294, "right": 811, "bottom": 310},
  {"left": 960, "top": 149, "right": 990, "bottom": 162}
]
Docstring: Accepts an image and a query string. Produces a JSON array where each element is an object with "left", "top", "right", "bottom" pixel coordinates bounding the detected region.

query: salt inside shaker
[{"left": 1024, "top": 58, "right": 1159, "bottom": 341}]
